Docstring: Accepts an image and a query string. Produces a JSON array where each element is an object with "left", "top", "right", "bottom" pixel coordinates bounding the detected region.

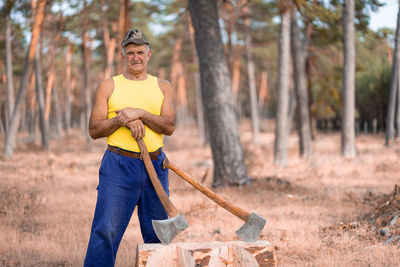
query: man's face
[{"left": 123, "top": 43, "right": 151, "bottom": 73}]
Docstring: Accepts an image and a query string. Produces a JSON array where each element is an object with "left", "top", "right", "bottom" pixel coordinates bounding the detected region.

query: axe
[
  {"left": 137, "top": 139, "right": 188, "bottom": 244},
  {"left": 163, "top": 157, "right": 266, "bottom": 242}
]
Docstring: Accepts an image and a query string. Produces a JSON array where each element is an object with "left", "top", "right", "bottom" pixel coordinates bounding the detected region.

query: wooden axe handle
[
  {"left": 163, "top": 158, "right": 250, "bottom": 222},
  {"left": 137, "top": 139, "right": 178, "bottom": 218}
]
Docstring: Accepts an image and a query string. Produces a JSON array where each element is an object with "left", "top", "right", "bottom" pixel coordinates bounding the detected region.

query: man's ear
[{"left": 147, "top": 50, "right": 152, "bottom": 60}]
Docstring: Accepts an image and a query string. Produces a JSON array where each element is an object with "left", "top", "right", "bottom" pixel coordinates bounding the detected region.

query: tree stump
[{"left": 136, "top": 240, "right": 276, "bottom": 267}]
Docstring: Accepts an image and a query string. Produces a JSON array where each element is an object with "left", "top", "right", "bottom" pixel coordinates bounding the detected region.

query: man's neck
[{"left": 123, "top": 71, "right": 148, "bottom": 81}]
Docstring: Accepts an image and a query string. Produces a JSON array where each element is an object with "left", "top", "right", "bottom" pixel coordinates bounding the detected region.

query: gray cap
[{"left": 121, "top": 29, "right": 150, "bottom": 47}]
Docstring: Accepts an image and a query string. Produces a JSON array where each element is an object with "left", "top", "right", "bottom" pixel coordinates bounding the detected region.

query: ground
[{"left": 0, "top": 121, "right": 399, "bottom": 266}]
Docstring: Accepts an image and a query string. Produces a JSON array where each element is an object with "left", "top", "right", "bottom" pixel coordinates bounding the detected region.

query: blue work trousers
[{"left": 84, "top": 149, "right": 169, "bottom": 267}]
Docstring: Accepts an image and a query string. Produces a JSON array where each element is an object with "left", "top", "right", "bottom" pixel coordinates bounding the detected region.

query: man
[{"left": 84, "top": 29, "right": 175, "bottom": 267}]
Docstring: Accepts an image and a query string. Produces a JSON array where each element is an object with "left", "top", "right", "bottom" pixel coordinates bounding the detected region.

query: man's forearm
[
  {"left": 89, "top": 117, "right": 121, "bottom": 139},
  {"left": 141, "top": 111, "right": 175, "bottom": 136}
]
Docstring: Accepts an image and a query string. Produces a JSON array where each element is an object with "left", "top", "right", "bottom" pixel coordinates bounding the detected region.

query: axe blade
[
  {"left": 235, "top": 212, "right": 266, "bottom": 242},
  {"left": 152, "top": 214, "right": 189, "bottom": 244}
]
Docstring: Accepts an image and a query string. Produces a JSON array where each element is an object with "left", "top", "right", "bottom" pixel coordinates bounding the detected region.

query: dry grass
[{"left": 0, "top": 122, "right": 399, "bottom": 266}]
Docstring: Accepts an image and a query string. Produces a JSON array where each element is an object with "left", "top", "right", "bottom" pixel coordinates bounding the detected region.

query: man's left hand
[
  {"left": 126, "top": 119, "right": 145, "bottom": 140},
  {"left": 116, "top": 108, "right": 144, "bottom": 126}
]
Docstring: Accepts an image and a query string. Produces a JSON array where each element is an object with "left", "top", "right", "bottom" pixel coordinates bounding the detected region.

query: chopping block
[{"left": 136, "top": 240, "right": 276, "bottom": 267}]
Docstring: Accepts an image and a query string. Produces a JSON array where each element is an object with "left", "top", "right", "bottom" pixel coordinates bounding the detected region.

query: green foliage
[{"left": 356, "top": 29, "right": 391, "bottom": 126}]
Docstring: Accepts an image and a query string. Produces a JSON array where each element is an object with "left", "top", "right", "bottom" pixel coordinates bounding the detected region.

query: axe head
[
  {"left": 152, "top": 214, "right": 189, "bottom": 244},
  {"left": 235, "top": 212, "right": 266, "bottom": 242}
]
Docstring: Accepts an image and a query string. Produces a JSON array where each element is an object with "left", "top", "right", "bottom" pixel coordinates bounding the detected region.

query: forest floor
[{"left": 0, "top": 120, "right": 399, "bottom": 266}]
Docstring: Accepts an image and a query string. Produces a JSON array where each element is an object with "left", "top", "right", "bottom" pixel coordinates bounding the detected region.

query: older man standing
[{"left": 84, "top": 29, "right": 175, "bottom": 267}]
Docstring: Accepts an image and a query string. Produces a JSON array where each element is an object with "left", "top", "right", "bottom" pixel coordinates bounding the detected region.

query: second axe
[{"left": 162, "top": 157, "right": 266, "bottom": 242}]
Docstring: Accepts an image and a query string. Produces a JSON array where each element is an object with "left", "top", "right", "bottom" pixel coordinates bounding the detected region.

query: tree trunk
[
  {"left": 34, "top": 49, "right": 49, "bottom": 149},
  {"left": 274, "top": 10, "right": 291, "bottom": 166},
  {"left": 0, "top": 102, "right": 4, "bottom": 134},
  {"left": 386, "top": 2, "right": 400, "bottom": 146},
  {"left": 304, "top": 0, "right": 318, "bottom": 139},
  {"left": 220, "top": 0, "right": 235, "bottom": 72},
  {"left": 27, "top": 72, "right": 37, "bottom": 141},
  {"left": 258, "top": 71, "right": 269, "bottom": 117},
  {"left": 287, "top": 89, "right": 297, "bottom": 135},
  {"left": 5, "top": 12, "right": 14, "bottom": 130},
  {"left": 341, "top": 0, "right": 356, "bottom": 157},
  {"left": 231, "top": 45, "right": 241, "bottom": 107},
  {"left": 170, "top": 37, "right": 188, "bottom": 126},
  {"left": 176, "top": 63, "right": 187, "bottom": 125},
  {"left": 291, "top": 13, "right": 312, "bottom": 159},
  {"left": 194, "top": 72, "right": 208, "bottom": 144},
  {"left": 100, "top": 0, "right": 117, "bottom": 78},
  {"left": 124, "top": 0, "right": 130, "bottom": 33},
  {"left": 81, "top": 0, "right": 92, "bottom": 141},
  {"left": 305, "top": 54, "right": 316, "bottom": 138},
  {"left": 396, "top": 69, "right": 400, "bottom": 138},
  {"left": 188, "top": 15, "right": 207, "bottom": 145},
  {"left": 188, "top": 0, "right": 249, "bottom": 187},
  {"left": 0, "top": 110, "right": 4, "bottom": 134},
  {"left": 27, "top": 109, "right": 37, "bottom": 142},
  {"left": 116, "top": 0, "right": 127, "bottom": 74},
  {"left": 3, "top": 0, "right": 47, "bottom": 158},
  {"left": 64, "top": 42, "right": 72, "bottom": 133},
  {"left": 52, "top": 88, "right": 63, "bottom": 137},
  {"left": 243, "top": 5, "right": 260, "bottom": 143},
  {"left": 44, "top": 14, "right": 63, "bottom": 125}
]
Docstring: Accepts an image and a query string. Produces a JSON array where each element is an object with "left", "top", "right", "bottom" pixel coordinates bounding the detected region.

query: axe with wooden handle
[
  {"left": 162, "top": 157, "right": 266, "bottom": 242},
  {"left": 136, "top": 139, "right": 188, "bottom": 244}
]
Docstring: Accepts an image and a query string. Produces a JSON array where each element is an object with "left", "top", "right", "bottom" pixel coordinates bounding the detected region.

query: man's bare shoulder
[
  {"left": 97, "top": 78, "right": 115, "bottom": 99},
  {"left": 157, "top": 78, "right": 172, "bottom": 95}
]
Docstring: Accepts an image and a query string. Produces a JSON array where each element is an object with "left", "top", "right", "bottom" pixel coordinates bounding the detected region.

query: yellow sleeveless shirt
[{"left": 106, "top": 74, "right": 164, "bottom": 152}]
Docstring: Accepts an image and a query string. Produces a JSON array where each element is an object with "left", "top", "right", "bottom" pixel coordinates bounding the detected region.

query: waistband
[{"left": 107, "top": 145, "right": 161, "bottom": 160}]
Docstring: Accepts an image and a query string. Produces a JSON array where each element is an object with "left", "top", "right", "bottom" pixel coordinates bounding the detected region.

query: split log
[{"left": 136, "top": 240, "right": 276, "bottom": 267}]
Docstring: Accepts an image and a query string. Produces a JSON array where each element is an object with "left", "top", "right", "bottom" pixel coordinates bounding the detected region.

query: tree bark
[
  {"left": 3, "top": 0, "right": 47, "bottom": 158},
  {"left": 305, "top": 53, "right": 316, "bottom": 138},
  {"left": 386, "top": 2, "right": 400, "bottom": 146},
  {"left": 287, "top": 89, "right": 297, "bottom": 135},
  {"left": 124, "top": 0, "right": 130, "bottom": 34},
  {"left": 274, "top": 10, "right": 291, "bottom": 166},
  {"left": 0, "top": 110, "right": 4, "bottom": 134},
  {"left": 100, "top": 0, "right": 117, "bottom": 78},
  {"left": 170, "top": 37, "right": 188, "bottom": 125},
  {"left": 220, "top": 0, "right": 235, "bottom": 72},
  {"left": 243, "top": 5, "right": 260, "bottom": 143},
  {"left": 396, "top": 69, "right": 400, "bottom": 138},
  {"left": 291, "top": 12, "right": 312, "bottom": 159},
  {"left": 5, "top": 11, "right": 14, "bottom": 130},
  {"left": 116, "top": 0, "right": 128, "bottom": 74},
  {"left": 231, "top": 45, "right": 241, "bottom": 107},
  {"left": 27, "top": 72, "right": 37, "bottom": 141},
  {"left": 52, "top": 88, "right": 63, "bottom": 137},
  {"left": 34, "top": 49, "right": 49, "bottom": 149},
  {"left": 44, "top": 14, "right": 63, "bottom": 124},
  {"left": 188, "top": 14, "right": 207, "bottom": 145},
  {"left": 81, "top": 0, "right": 92, "bottom": 141},
  {"left": 341, "top": 0, "right": 356, "bottom": 157},
  {"left": 304, "top": 0, "right": 318, "bottom": 139},
  {"left": 188, "top": 0, "right": 249, "bottom": 187},
  {"left": 258, "top": 71, "right": 269, "bottom": 116},
  {"left": 64, "top": 42, "right": 72, "bottom": 133}
]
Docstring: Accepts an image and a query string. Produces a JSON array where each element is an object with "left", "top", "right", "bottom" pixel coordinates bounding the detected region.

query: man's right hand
[{"left": 127, "top": 120, "right": 146, "bottom": 140}]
